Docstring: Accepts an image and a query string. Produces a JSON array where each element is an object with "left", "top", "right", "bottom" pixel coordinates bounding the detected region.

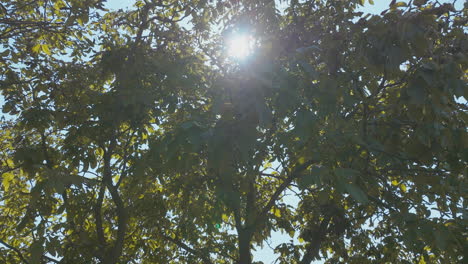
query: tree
[{"left": 0, "top": 0, "right": 466, "bottom": 263}]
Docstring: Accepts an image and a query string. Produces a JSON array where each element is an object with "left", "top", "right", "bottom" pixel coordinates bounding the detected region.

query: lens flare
[{"left": 227, "top": 34, "right": 253, "bottom": 59}]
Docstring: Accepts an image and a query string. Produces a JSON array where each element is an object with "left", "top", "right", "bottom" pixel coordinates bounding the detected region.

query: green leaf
[
  {"left": 334, "top": 168, "right": 359, "bottom": 180},
  {"left": 346, "top": 183, "right": 369, "bottom": 204},
  {"left": 434, "top": 229, "right": 448, "bottom": 250},
  {"left": 298, "top": 60, "right": 318, "bottom": 78},
  {"left": 414, "top": 0, "right": 428, "bottom": 6},
  {"left": 392, "top": 2, "right": 407, "bottom": 8},
  {"left": 298, "top": 166, "right": 324, "bottom": 189},
  {"left": 407, "top": 78, "right": 426, "bottom": 104}
]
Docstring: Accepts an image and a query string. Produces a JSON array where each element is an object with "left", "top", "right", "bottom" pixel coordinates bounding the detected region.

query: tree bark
[
  {"left": 237, "top": 230, "right": 252, "bottom": 264},
  {"left": 299, "top": 216, "right": 331, "bottom": 264}
]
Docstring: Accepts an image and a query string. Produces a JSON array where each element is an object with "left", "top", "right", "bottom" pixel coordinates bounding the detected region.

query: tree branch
[
  {"left": 299, "top": 216, "right": 331, "bottom": 264},
  {"left": 104, "top": 183, "right": 127, "bottom": 263},
  {"left": 0, "top": 239, "right": 30, "bottom": 264},
  {"left": 94, "top": 182, "right": 106, "bottom": 250},
  {"left": 163, "top": 234, "right": 213, "bottom": 264},
  {"left": 101, "top": 140, "right": 128, "bottom": 264},
  {"left": 253, "top": 160, "right": 315, "bottom": 228}
]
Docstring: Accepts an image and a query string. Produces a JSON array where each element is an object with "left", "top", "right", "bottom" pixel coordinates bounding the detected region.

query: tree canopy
[{"left": 0, "top": 0, "right": 467, "bottom": 263}]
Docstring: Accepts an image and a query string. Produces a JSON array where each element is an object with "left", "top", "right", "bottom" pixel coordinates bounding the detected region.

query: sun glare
[{"left": 227, "top": 34, "right": 253, "bottom": 60}]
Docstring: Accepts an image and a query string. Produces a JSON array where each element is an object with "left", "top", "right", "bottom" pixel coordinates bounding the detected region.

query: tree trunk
[{"left": 238, "top": 231, "right": 252, "bottom": 264}]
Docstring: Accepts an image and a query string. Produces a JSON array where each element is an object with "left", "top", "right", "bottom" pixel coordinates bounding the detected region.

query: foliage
[{"left": 0, "top": 0, "right": 467, "bottom": 263}]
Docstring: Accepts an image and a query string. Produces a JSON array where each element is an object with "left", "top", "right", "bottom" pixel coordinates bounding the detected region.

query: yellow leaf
[
  {"left": 418, "top": 256, "right": 426, "bottom": 264},
  {"left": 54, "top": 0, "right": 65, "bottom": 10},
  {"left": 135, "top": 1, "right": 145, "bottom": 7},
  {"left": 6, "top": 159, "right": 14, "bottom": 167},
  {"left": 2, "top": 172, "right": 15, "bottom": 191},
  {"left": 399, "top": 183, "right": 407, "bottom": 193},
  {"left": 95, "top": 148, "right": 104, "bottom": 156},
  {"left": 32, "top": 44, "right": 41, "bottom": 53},
  {"left": 369, "top": 0, "right": 374, "bottom": 5},
  {"left": 444, "top": 221, "right": 454, "bottom": 227},
  {"left": 41, "top": 44, "right": 51, "bottom": 55},
  {"left": 222, "top": 214, "right": 229, "bottom": 222},
  {"left": 273, "top": 208, "right": 281, "bottom": 217},
  {"left": 391, "top": 180, "right": 399, "bottom": 186},
  {"left": 298, "top": 237, "right": 304, "bottom": 243}
]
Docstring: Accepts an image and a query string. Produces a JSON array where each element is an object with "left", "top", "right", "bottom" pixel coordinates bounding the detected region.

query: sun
[{"left": 227, "top": 34, "right": 254, "bottom": 60}]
